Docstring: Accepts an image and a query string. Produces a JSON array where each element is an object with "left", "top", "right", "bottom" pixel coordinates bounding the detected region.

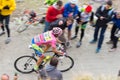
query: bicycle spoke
[{"left": 14, "top": 56, "right": 37, "bottom": 73}]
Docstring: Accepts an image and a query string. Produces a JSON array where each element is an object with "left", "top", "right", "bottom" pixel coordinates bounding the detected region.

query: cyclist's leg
[
  {"left": 31, "top": 39, "right": 45, "bottom": 70},
  {"left": 43, "top": 44, "right": 51, "bottom": 53}
]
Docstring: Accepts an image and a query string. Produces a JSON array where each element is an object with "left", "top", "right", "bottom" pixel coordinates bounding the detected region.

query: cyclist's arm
[
  {"left": 51, "top": 41, "right": 63, "bottom": 55},
  {"left": 52, "top": 47, "right": 63, "bottom": 55},
  {"left": 56, "top": 38, "right": 62, "bottom": 44}
]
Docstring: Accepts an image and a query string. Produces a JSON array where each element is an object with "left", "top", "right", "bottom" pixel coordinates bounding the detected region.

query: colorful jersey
[{"left": 33, "top": 31, "right": 57, "bottom": 48}]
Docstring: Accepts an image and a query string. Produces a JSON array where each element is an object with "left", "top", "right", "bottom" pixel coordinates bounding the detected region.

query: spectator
[
  {"left": 44, "top": 0, "right": 64, "bottom": 32},
  {"left": 63, "top": 0, "right": 79, "bottom": 47},
  {"left": 39, "top": 57, "right": 63, "bottom": 80},
  {"left": 0, "top": 0, "right": 16, "bottom": 44},
  {"left": 106, "top": 11, "right": 120, "bottom": 44},
  {"left": 1, "top": 73, "right": 18, "bottom": 80},
  {"left": 71, "top": 5, "right": 94, "bottom": 48},
  {"left": 108, "top": 11, "right": 120, "bottom": 52},
  {"left": 89, "top": 0, "right": 114, "bottom": 53},
  {"left": 49, "top": 17, "right": 74, "bottom": 45}
]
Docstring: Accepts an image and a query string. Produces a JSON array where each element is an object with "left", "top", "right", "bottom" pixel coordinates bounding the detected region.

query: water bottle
[{"left": 44, "top": 56, "right": 51, "bottom": 62}]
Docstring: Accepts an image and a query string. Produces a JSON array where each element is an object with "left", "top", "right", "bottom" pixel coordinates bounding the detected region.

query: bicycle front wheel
[
  {"left": 14, "top": 55, "right": 37, "bottom": 74},
  {"left": 57, "top": 55, "right": 74, "bottom": 72}
]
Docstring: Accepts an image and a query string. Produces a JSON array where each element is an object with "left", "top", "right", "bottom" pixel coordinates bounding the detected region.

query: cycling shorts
[{"left": 31, "top": 38, "right": 44, "bottom": 57}]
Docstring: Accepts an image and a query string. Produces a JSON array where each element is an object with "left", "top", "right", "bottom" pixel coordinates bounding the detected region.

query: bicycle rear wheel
[
  {"left": 16, "top": 21, "right": 29, "bottom": 33},
  {"left": 14, "top": 55, "right": 37, "bottom": 74},
  {"left": 57, "top": 55, "right": 74, "bottom": 72}
]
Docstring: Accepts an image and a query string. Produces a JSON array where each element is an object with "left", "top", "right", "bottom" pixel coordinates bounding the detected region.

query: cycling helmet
[
  {"left": 52, "top": 27, "right": 62, "bottom": 37},
  {"left": 29, "top": 11, "right": 36, "bottom": 17},
  {"left": 85, "top": 5, "right": 92, "bottom": 13},
  {"left": 70, "top": 0, "right": 78, "bottom": 5}
]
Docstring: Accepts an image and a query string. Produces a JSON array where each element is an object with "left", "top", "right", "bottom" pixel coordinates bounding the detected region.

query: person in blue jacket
[
  {"left": 63, "top": 0, "right": 78, "bottom": 47},
  {"left": 109, "top": 11, "right": 120, "bottom": 52}
]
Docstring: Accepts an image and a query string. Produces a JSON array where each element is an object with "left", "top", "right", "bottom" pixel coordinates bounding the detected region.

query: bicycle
[
  {"left": 14, "top": 44, "right": 74, "bottom": 74},
  {"left": 13, "top": 10, "right": 45, "bottom": 33}
]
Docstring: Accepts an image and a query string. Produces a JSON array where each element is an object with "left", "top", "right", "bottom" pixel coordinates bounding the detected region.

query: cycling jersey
[{"left": 33, "top": 31, "right": 57, "bottom": 48}]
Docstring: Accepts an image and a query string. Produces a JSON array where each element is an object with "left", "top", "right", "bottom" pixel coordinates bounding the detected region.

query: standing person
[
  {"left": 89, "top": 0, "right": 114, "bottom": 53},
  {"left": 44, "top": 0, "right": 64, "bottom": 32},
  {"left": 0, "top": 0, "right": 16, "bottom": 44},
  {"left": 39, "top": 57, "right": 63, "bottom": 80},
  {"left": 108, "top": 11, "right": 120, "bottom": 52},
  {"left": 63, "top": 0, "right": 79, "bottom": 47},
  {"left": 71, "top": 5, "right": 94, "bottom": 48}
]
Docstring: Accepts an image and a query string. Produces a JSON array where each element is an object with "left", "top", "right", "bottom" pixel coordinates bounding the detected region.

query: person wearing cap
[
  {"left": 71, "top": 5, "right": 94, "bottom": 48},
  {"left": 90, "top": 0, "right": 114, "bottom": 53},
  {"left": 44, "top": 0, "right": 64, "bottom": 32},
  {"left": 63, "top": 0, "right": 79, "bottom": 47}
]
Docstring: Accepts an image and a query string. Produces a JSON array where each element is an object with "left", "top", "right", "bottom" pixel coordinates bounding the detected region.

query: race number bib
[{"left": 43, "top": 32, "right": 52, "bottom": 41}]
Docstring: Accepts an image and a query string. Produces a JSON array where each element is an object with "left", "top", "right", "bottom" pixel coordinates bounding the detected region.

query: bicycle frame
[{"left": 29, "top": 44, "right": 66, "bottom": 66}]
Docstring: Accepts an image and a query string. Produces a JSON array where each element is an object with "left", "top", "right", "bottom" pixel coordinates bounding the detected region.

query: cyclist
[{"left": 31, "top": 27, "right": 64, "bottom": 71}]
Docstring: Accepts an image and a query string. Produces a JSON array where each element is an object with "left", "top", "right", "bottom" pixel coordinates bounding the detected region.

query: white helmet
[{"left": 69, "top": 0, "right": 78, "bottom": 5}]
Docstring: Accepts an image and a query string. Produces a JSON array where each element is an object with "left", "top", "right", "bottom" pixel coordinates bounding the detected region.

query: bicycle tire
[
  {"left": 14, "top": 55, "right": 37, "bottom": 74},
  {"left": 57, "top": 55, "right": 74, "bottom": 72},
  {"left": 16, "top": 21, "right": 29, "bottom": 33}
]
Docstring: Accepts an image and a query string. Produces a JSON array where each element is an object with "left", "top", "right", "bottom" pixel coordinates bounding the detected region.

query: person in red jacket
[{"left": 44, "top": 0, "right": 64, "bottom": 32}]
